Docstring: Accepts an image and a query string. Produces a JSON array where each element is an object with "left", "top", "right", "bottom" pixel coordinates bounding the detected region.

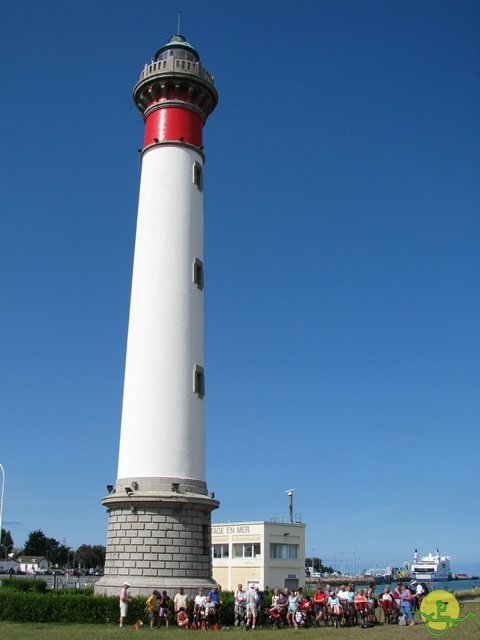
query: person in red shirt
[{"left": 313, "top": 585, "right": 328, "bottom": 624}]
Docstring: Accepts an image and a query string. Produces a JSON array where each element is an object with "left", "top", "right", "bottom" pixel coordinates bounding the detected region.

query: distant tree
[
  {"left": 1, "top": 528, "right": 14, "bottom": 548},
  {"left": 92, "top": 544, "right": 106, "bottom": 568},
  {"left": 305, "top": 557, "right": 334, "bottom": 574},
  {"left": 75, "top": 544, "right": 95, "bottom": 568},
  {"left": 49, "top": 542, "right": 69, "bottom": 566},
  {"left": 23, "top": 530, "right": 66, "bottom": 564},
  {"left": 1, "top": 528, "right": 14, "bottom": 557},
  {"left": 76, "top": 544, "right": 106, "bottom": 569},
  {"left": 23, "top": 529, "right": 49, "bottom": 555},
  {"left": 305, "top": 557, "right": 323, "bottom": 572}
]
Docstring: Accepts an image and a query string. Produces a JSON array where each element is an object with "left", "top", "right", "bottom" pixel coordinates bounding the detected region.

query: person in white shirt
[
  {"left": 411, "top": 580, "right": 425, "bottom": 609},
  {"left": 119, "top": 582, "right": 132, "bottom": 628},
  {"left": 244, "top": 585, "right": 258, "bottom": 630},
  {"left": 194, "top": 588, "right": 206, "bottom": 627},
  {"left": 337, "top": 585, "right": 349, "bottom": 612},
  {"left": 174, "top": 586, "right": 188, "bottom": 613},
  {"left": 234, "top": 583, "right": 246, "bottom": 626}
]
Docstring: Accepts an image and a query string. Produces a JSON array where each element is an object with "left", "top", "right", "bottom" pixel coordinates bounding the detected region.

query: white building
[
  {"left": 0, "top": 558, "right": 18, "bottom": 573},
  {"left": 15, "top": 555, "right": 48, "bottom": 574},
  {"left": 211, "top": 521, "right": 305, "bottom": 591}
]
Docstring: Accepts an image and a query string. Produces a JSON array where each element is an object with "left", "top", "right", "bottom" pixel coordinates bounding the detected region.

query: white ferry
[{"left": 411, "top": 549, "right": 451, "bottom": 582}]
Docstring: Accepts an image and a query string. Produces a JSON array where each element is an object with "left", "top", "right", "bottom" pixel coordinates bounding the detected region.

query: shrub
[
  {"left": 0, "top": 578, "right": 47, "bottom": 594},
  {"left": 0, "top": 587, "right": 278, "bottom": 626}
]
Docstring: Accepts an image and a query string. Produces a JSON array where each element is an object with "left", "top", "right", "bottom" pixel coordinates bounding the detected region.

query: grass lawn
[{"left": 0, "top": 601, "right": 478, "bottom": 640}]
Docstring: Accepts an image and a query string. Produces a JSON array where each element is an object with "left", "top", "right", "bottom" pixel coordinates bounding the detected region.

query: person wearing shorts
[
  {"left": 244, "top": 585, "right": 258, "bottom": 629},
  {"left": 313, "top": 585, "right": 327, "bottom": 623},
  {"left": 119, "top": 582, "right": 131, "bottom": 628},
  {"left": 146, "top": 590, "right": 159, "bottom": 628}
]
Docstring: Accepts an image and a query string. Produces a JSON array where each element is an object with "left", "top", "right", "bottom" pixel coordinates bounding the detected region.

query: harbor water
[{"left": 369, "top": 578, "right": 477, "bottom": 595}]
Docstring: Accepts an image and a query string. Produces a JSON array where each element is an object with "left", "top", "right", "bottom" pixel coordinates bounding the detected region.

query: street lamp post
[
  {"left": 312, "top": 548, "right": 315, "bottom": 576},
  {"left": 1, "top": 543, "right": 13, "bottom": 561},
  {"left": 0, "top": 464, "right": 5, "bottom": 546}
]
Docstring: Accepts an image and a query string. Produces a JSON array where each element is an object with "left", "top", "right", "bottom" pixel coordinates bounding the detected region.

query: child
[
  {"left": 294, "top": 603, "right": 305, "bottom": 629},
  {"left": 176, "top": 607, "right": 189, "bottom": 628}
]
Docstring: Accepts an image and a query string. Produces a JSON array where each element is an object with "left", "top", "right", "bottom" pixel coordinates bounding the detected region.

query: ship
[{"left": 411, "top": 549, "right": 452, "bottom": 582}]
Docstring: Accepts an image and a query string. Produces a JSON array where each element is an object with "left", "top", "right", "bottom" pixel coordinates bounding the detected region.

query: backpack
[{"left": 420, "top": 582, "right": 429, "bottom": 596}]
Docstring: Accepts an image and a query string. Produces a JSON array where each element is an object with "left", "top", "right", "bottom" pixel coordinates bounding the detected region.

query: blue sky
[{"left": 1, "top": 0, "right": 479, "bottom": 574}]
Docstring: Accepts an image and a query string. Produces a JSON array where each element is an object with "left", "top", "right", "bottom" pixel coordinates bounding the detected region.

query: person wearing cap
[
  {"left": 313, "top": 584, "right": 327, "bottom": 624},
  {"left": 119, "top": 581, "right": 132, "bottom": 628},
  {"left": 411, "top": 580, "right": 425, "bottom": 611}
]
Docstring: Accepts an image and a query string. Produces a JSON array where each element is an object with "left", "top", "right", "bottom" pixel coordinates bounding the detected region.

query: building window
[
  {"left": 212, "top": 544, "right": 229, "bottom": 559},
  {"left": 193, "top": 258, "right": 204, "bottom": 290},
  {"left": 193, "top": 162, "right": 203, "bottom": 191},
  {"left": 270, "top": 543, "right": 298, "bottom": 559},
  {"left": 233, "top": 543, "right": 261, "bottom": 559},
  {"left": 194, "top": 364, "right": 205, "bottom": 398}
]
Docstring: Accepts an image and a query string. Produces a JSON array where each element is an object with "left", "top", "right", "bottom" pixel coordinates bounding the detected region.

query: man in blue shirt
[{"left": 207, "top": 585, "right": 221, "bottom": 624}]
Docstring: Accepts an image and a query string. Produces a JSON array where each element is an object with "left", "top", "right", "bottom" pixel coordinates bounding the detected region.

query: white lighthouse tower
[{"left": 95, "top": 33, "right": 219, "bottom": 596}]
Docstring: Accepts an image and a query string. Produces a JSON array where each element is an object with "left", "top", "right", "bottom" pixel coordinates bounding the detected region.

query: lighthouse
[{"left": 95, "top": 34, "right": 219, "bottom": 596}]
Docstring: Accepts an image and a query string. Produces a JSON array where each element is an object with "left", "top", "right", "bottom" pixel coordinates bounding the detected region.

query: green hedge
[
  {"left": 0, "top": 578, "right": 48, "bottom": 594},
  {"left": 0, "top": 588, "right": 270, "bottom": 626}
]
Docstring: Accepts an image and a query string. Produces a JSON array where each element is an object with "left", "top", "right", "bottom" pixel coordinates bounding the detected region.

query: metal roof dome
[{"left": 154, "top": 35, "right": 199, "bottom": 62}]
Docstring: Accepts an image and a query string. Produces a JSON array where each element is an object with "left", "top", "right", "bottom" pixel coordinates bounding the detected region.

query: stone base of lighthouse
[{"left": 94, "top": 490, "right": 219, "bottom": 597}]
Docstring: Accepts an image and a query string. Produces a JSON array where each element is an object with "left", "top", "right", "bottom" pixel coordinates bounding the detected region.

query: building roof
[{"left": 16, "top": 555, "right": 47, "bottom": 563}]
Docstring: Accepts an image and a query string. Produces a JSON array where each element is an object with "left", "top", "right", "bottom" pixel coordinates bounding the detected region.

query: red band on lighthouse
[{"left": 144, "top": 107, "right": 203, "bottom": 147}]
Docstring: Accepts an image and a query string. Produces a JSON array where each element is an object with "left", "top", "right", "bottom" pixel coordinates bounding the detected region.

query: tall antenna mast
[
  {"left": 177, "top": 9, "right": 181, "bottom": 34},
  {"left": 286, "top": 489, "right": 295, "bottom": 523}
]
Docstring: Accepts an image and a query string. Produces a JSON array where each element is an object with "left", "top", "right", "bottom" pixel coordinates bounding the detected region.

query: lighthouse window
[
  {"left": 193, "top": 258, "right": 204, "bottom": 290},
  {"left": 194, "top": 365, "right": 205, "bottom": 398},
  {"left": 193, "top": 162, "right": 203, "bottom": 191}
]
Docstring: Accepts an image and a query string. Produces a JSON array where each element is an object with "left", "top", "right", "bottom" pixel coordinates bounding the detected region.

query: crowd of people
[
  {"left": 119, "top": 578, "right": 427, "bottom": 629},
  {"left": 235, "top": 579, "right": 427, "bottom": 630},
  {"left": 234, "top": 584, "right": 265, "bottom": 629},
  {"left": 121, "top": 584, "right": 222, "bottom": 630},
  {"left": 268, "top": 580, "right": 427, "bottom": 629}
]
